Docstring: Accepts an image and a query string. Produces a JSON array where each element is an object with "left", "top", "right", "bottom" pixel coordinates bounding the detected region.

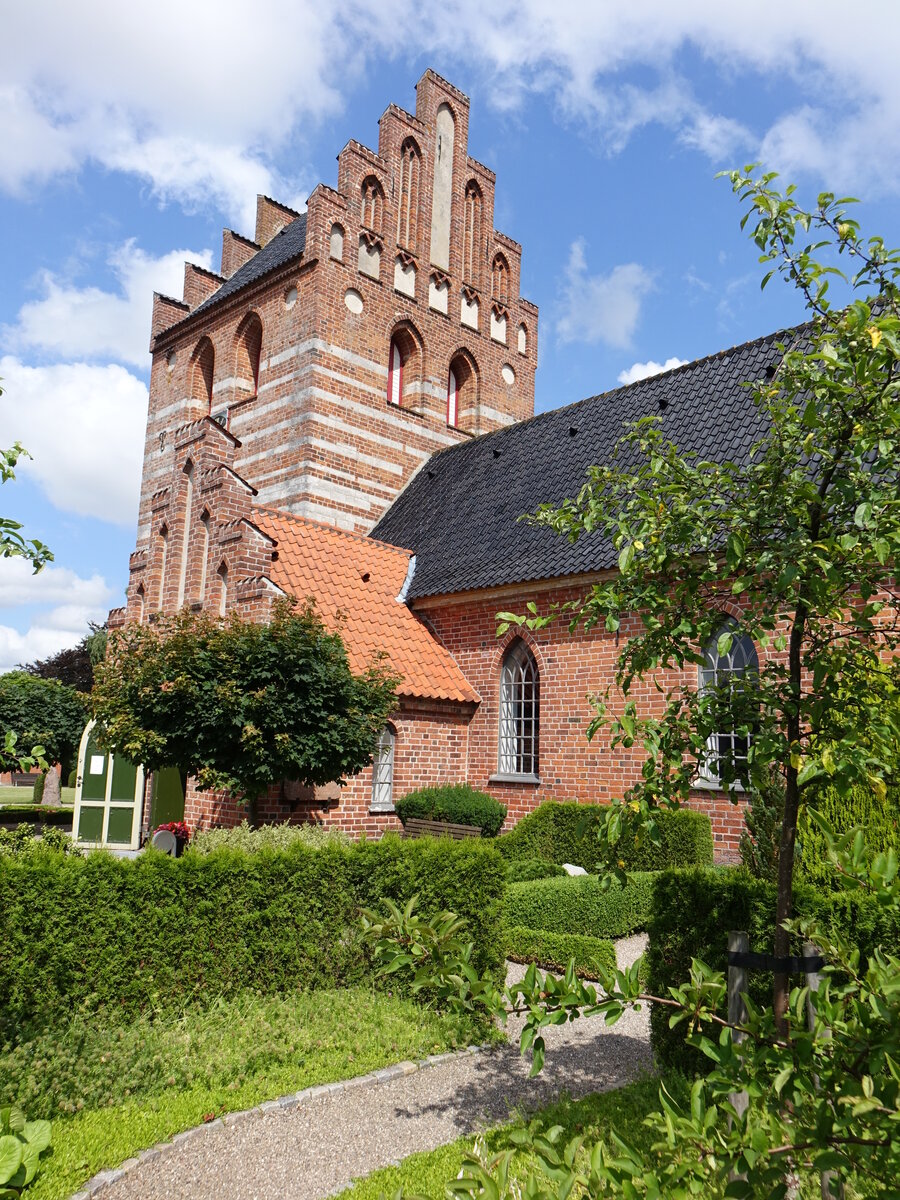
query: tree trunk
[
  {"left": 774, "top": 605, "right": 807, "bottom": 1034},
  {"left": 41, "top": 767, "right": 61, "bottom": 807}
]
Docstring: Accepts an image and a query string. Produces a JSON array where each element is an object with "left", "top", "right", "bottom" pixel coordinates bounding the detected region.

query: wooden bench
[
  {"left": 10, "top": 772, "right": 40, "bottom": 788},
  {"left": 401, "top": 817, "right": 482, "bottom": 840}
]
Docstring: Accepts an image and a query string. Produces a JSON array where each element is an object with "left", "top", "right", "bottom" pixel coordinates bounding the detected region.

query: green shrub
[
  {"left": 395, "top": 784, "right": 507, "bottom": 837},
  {"left": 798, "top": 782, "right": 900, "bottom": 890},
  {"left": 505, "top": 926, "right": 616, "bottom": 978},
  {"left": 0, "top": 807, "right": 73, "bottom": 825},
  {"left": 506, "top": 872, "right": 657, "bottom": 940},
  {"left": 497, "top": 801, "right": 713, "bottom": 871},
  {"left": 646, "top": 867, "right": 900, "bottom": 1074},
  {"left": 67, "top": 769, "right": 77, "bottom": 789},
  {"left": 0, "top": 1104, "right": 51, "bottom": 1195},
  {"left": 504, "top": 858, "right": 565, "bottom": 883},
  {"left": 0, "top": 835, "right": 506, "bottom": 1043},
  {"left": 0, "top": 825, "right": 77, "bottom": 859},
  {"left": 189, "top": 819, "right": 349, "bottom": 854},
  {"left": 31, "top": 773, "right": 45, "bottom": 804}
]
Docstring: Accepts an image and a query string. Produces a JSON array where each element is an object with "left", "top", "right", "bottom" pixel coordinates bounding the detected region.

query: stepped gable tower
[{"left": 134, "top": 69, "right": 539, "bottom": 613}]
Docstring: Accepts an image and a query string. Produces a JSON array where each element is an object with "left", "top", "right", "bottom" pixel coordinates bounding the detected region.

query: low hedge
[
  {"left": 0, "top": 835, "right": 506, "bottom": 1043},
  {"left": 646, "top": 867, "right": 900, "bottom": 1075},
  {"left": 0, "top": 807, "right": 74, "bottom": 826},
  {"left": 497, "top": 802, "right": 713, "bottom": 871},
  {"left": 506, "top": 925, "right": 616, "bottom": 978},
  {"left": 504, "top": 858, "right": 566, "bottom": 883},
  {"left": 506, "top": 872, "right": 657, "bottom": 940},
  {"left": 395, "top": 784, "right": 507, "bottom": 837}
]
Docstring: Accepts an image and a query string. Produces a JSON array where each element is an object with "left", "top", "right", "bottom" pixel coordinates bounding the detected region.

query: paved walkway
[{"left": 96, "top": 936, "right": 653, "bottom": 1200}]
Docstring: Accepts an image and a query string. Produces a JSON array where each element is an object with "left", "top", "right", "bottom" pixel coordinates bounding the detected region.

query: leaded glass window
[
  {"left": 371, "top": 725, "right": 395, "bottom": 811},
  {"left": 699, "top": 620, "right": 759, "bottom": 783},
  {"left": 499, "top": 640, "right": 539, "bottom": 776}
]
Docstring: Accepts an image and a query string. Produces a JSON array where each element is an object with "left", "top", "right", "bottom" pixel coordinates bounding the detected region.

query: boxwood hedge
[
  {"left": 395, "top": 784, "right": 507, "bottom": 837},
  {"left": 505, "top": 926, "right": 616, "bottom": 978},
  {"left": 0, "top": 835, "right": 506, "bottom": 1043},
  {"left": 646, "top": 867, "right": 900, "bottom": 1074},
  {"left": 497, "top": 802, "right": 713, "bottom": 871},
  {"left": 506, "top": 871, "right": 657, "bottom": 940}
]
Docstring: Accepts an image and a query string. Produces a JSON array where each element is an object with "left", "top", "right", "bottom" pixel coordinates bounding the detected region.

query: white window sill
[
  {"left": 369, "top": 804, "right": 396, "bottom": 815},
  {"left": 488, "top": 773, "right": 541, "bottom": 785},
  {"left": 691, "top": 776, "right": 747, "bottom": 794}
]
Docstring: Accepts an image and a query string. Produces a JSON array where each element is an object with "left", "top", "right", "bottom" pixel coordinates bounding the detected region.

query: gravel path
[{"left": 97, "top": 936, "right": 652, "bottom": 1200}]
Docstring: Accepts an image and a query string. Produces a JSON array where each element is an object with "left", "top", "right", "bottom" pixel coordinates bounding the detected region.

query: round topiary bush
[
  {"left": 395, "top": 784, "right": 507, "bottom": 837},
  {"left": 504, "top": 857, "right": 566, "bottom": 883}
]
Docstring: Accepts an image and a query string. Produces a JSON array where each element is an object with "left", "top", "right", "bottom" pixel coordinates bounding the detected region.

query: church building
[{"left": 104, "top": 70, "right": 776, "bottom": 861}]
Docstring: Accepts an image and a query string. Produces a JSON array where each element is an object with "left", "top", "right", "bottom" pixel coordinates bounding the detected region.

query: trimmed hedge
[
  {"left": 497, "top": 802, "right": 713, "bottom": 871},
  {"left": 506, "top": 926, "right": 616, "bottom": 978},
  {"left": 504, "top": 858, "right": 566, "bottom": 883},
  {"left": 395, "top": 784, "right": 507, "bottom": 837},
  {"left": 646, "top": 867, "right": 900, "bottom": 1074},
  {"left": 506, "top": 872, "right": 657, "bottom": 940},
  {"left": 0, "top": 835, "right": 506, "bottom": 1043},
  {"left": 0, "top": 807, "right": 74, "bottom": 826}
]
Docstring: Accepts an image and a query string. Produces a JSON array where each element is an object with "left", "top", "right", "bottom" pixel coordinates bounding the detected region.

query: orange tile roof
[{"left": 253, "top": 507, "right": 479, "bottom": 705}]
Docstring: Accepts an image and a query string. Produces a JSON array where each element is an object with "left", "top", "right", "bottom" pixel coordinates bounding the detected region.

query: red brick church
[{"left": 103, "top": 70, "right": 777, "bottom": 861}]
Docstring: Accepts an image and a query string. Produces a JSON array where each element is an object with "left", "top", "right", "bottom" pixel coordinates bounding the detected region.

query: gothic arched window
[
  {"left": 699, "top": 620, "right": 759, "bottom": 784},
  {"left": 447, "top": 365, "right": 458, "bottom": 427},
  {"left": 371, "top": 724, "right": 396, "bottom": 812},
  {"left": 499, "top": 639, "right": 539, "bottom": 777},
  {"left": 361, "top": 175, "right": 385, "bottom": 233},
  {"left": 234, "top": 312, "right": 262, "bottom": 395},
  {"left": 397, "top": 139, "right": 421, "bottom": 252},
  {"left": 190, "top": 337, "right": 215, "bottom": 410},
  {"left": 463, "top": 181, "right": 483, "bottom": 286},
  {"left": 492, "top": 253, "right": 509, "bottom": 305},
  {"left": 388, "top": 338, "right": 403, "bottom": 407},
  {"left": 156, "top": 524, "right": 169, "bottom": 610}
]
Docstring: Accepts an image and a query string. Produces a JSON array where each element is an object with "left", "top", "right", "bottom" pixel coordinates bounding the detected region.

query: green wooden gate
[{"left": 73, "top": 721, "right": 144, "bottom": 850}]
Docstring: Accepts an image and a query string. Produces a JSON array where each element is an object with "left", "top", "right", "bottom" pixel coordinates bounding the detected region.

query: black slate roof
[
  {"left": 371, "top": 328, "right": 796, "bottom": 599},
  {"left": 193, "top": 214, "right": 308, "bottom": 316}
]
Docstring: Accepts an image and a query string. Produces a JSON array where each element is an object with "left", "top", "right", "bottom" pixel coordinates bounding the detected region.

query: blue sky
[{"left": 2, "top": 1, "right": 899, "bottom": 672}]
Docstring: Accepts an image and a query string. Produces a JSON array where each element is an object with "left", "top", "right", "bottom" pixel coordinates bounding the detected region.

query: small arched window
[
  {"left": 397, "top": 139, "right": 421, "bottom": 252},
  {"left": 371, "top": 724, "right": 396, "bottom": 812},
  {"left": 388, "top": 338, "right": 403, "bottom": 407},
  {"left": 699, "top": 620, "right": 759, "bottom": 784},
  {"left": 492, "top": 254, "right": 510, "bottom": 305},
  {"left": 234, "top": 312, "right": 262, "bottom": 396},
  {"left": 135, "top": 584, "right": 145, "bottom": 624},
  {"left": 447, "top": 366, "right": 458, "bottom": 427},
  {"left": 216, "top": 563, "right": 228, "bottom": 618},
  {"left": 517, "top": 323, "right": 528, "bottom": 355},
  {"left": 176, "top": 460, "right": 194, "bottom": 609},
  {"left": 156, "top": 524, "right": 169, "bottom": 610},
  {"left": 499, "top": 639, "right": 539, "bottom": 777},
  {"left": 361, "top": 175, "right": 385, "bottom": 233},
  {"left": 463, "top": 181, "right": 483, "bottom": 286},
  {"left": 198, "top": 510, "right": 210, "bottom": 604},
  {"left": 190, "top": 337, "right": 215, "bottom": 409}
]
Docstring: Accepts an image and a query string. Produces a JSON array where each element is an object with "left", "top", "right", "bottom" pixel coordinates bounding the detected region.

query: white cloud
[
  {"left": 557, "top": 241, "right": 654, "bottom": 348},
  {"left": 6, "top": 241, "right": 213, "bottom": 369},
  {"left": 0, "top": 356, "right": 146, "bottom": 526},
  {"left": 617, "top": 356, "right": 688, "bottom": 385},
  {"left": 0, "top": 558, "right": 113, "bottom": 673},
  {"left": 2, "top": 1, "right": 900, "bottom": 221}
]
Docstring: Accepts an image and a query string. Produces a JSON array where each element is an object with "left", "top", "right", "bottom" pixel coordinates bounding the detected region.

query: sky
[{"left": 1, "top": 0, "right": 899, "bottom": 673}]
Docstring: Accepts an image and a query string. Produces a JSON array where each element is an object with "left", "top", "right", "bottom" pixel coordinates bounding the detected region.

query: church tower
[{"left": 122, "top": 71, "right": 538, "bottom": 622}]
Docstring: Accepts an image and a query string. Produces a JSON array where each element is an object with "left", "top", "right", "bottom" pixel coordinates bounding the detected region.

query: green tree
[
  {"left": 91, "top": 599, "right": 399, "bottom": 822},
  {"left": 366, "top": 173, "right": 900, "bottom": 1195},
  {"left": 0, "top": 441, "right": 52, "bottom": 573},
  {"left": 0, "top": 672, "right": 88, "bottom": 779},
  {"left": 506, "top": 170, "right": 900, "bottom": 1030}
]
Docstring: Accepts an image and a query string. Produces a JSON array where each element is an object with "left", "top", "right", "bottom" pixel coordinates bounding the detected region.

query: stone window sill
[
  {"left": 691, "top": 777, "right": 747, "bottom": 794},
  {"left": 369, "top": 804, "right": 396, "bottom": 815},
  {"left": 488, "top": 773, "right": 541, "bottom": 786}
]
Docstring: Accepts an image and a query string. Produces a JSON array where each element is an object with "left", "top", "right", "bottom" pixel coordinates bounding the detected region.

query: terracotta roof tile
[{"left": 253, "top": 508, "right": 479, "bottom": 705}]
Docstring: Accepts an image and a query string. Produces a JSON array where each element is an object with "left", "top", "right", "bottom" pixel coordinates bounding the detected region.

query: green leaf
[
  {"left": 21, "top": 1121, "right": 50, "bottom": 1154},
  {"left": 0, "top": 1138, "right": 22, "bottom": 1188},
  {"left": 618, "top": 544, "right": 635, "bottom": 573}
]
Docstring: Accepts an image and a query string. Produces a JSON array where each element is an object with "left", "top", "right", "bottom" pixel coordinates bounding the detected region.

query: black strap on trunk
[{"left": 727, "top": 950, "right": 825, "bottom": 974}]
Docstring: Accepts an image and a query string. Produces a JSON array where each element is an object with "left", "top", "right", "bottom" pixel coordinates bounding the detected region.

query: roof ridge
[{"left": 253, "top": 505, "right": 413, "bottom": 558}]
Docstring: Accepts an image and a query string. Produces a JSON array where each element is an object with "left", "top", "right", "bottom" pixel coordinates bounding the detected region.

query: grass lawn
[
  {"left": 340, "top": 1077, "right": 681, "bottom": 1200},
  {"left": 0, "top": 785, "right": 75, "bottom": 805},
  {"left": 2, "top": 987, "right": 486, "bottom": 1200}
]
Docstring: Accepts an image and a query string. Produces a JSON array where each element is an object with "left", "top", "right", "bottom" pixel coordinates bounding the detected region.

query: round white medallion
[
  {"left": 284, "top": 285, "right": 298, "bottom": 309},
  {"left": 344, "top": 289, "right": 364, "bottom": 315},
  {"left": 501, "top": 364, "right": 516, "bottom": 386}
]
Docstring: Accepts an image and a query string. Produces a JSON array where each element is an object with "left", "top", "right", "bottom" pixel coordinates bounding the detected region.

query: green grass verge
[
  {"left": 340, "top": 1077, "right": 681, "bottom": 1200},
  {"left": 505, "top": 926, "right": 616, "bottom": 978},
  {"left": 4, "top": 987, "right": 486, "bottom": 1200},
  {"left": 0, "top": 789, "right": 75, "bottom": 809}
]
